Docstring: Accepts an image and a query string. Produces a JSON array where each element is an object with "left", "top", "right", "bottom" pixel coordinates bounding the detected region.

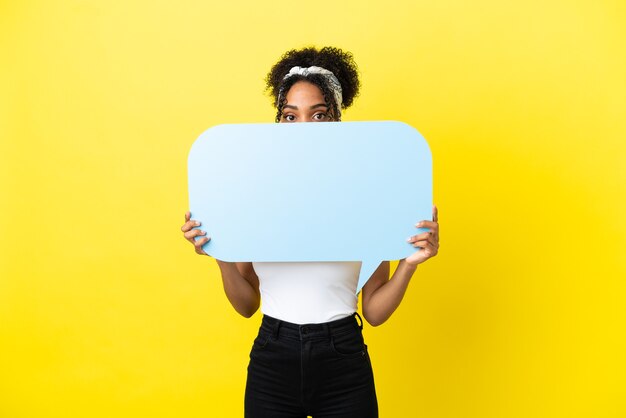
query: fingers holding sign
[
  {"left": 405, "top": 205, "right": 440, "bottom": 266},
  {"left": 181, "top": 211, "right": 210, "bottom": 255}
]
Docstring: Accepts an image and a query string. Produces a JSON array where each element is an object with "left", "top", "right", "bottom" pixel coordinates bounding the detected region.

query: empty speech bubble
[{"left": 188, "top": 121, "right": 432, "bottom": 292}]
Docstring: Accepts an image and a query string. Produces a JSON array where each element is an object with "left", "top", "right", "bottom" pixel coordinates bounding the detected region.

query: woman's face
[{"left": 279, "top": 81, "right": 334, "bottom": 123}]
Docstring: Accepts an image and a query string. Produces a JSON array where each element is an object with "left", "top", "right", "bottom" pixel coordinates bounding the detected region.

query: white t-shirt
[{"left": 252, "top": 261, "right": 362, "bottom": 324}]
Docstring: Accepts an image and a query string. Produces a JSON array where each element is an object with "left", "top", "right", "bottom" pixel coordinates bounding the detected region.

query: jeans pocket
[
  {"left": 330, "top": 330, "right": 367, "bottom": 358},
  {"left": 250, "top": 331, "right": 272, "bottom": 354}
]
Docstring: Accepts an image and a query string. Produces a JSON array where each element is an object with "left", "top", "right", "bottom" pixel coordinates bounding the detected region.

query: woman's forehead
[{"left": 285, "top": 81, "right": 326, "bottom": 104}]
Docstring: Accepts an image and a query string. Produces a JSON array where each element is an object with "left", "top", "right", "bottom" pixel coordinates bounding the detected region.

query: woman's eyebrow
[{"left": 283, "top": 103, "right": 327, "bottom": 110}]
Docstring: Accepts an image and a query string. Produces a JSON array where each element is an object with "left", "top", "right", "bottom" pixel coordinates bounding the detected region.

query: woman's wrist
[
  {"left": 216, "top": 259, "right": 237, "bottom": 268},
  {"left": 387, "top": 259, "right": 417, "bottom": 287},
  {"left": 399, "top": 258, "right": 419, "bottom": 270}
]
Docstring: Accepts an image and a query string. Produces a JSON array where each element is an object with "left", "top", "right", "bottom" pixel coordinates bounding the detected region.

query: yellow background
[{"left": 1, "top": 1, "right": 625, "bottom": 417}]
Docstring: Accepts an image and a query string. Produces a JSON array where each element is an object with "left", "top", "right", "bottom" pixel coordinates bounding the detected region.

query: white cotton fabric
[{"left": 252, "top": 261, "right": 362, "bottom": 324}]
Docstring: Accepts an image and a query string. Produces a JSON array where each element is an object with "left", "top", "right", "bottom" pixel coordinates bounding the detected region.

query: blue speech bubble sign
[{"left": 188, "top": 121, "right": 432, "bottom": 293}]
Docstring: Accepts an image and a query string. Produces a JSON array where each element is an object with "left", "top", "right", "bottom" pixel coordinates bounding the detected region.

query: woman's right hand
[{"left": 181, "top": 211, "right": 210, "bottom": 255}]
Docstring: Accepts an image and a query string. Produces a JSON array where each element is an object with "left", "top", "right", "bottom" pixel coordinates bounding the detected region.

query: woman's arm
[
  {"left": 216, "top": 261, "right": 261, "bottom": 318},
  {"left": 182, "top": 212, "right": 260, "bottom": 318},
  {"left": 361, "top": 206, "right": 440, "bottom": 326},
  {"left": 361, "top": 260, "right": 416, "bottom": 326}
]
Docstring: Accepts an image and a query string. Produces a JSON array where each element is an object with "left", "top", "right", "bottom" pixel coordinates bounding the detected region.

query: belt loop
[
  {"left": 354, "top": 312, "right": 364, "bottom": 330},
  {"left": 272, "top": 318, "right": 281, "bottom": 339},
  {"left": 323, "top": 322, "right": 331, "bottom": 337}
]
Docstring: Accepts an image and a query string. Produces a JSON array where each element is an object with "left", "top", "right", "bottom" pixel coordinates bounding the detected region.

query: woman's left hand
[{"left": 405, "top": 205, "right": 440, "bottom": 266}]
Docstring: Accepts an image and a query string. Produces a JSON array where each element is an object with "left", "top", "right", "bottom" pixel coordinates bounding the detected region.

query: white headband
[{"left": 279, "top": 66, "right": 343, "bottom": 117}]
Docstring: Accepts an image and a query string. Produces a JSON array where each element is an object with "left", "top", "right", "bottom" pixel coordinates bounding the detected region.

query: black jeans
[{"left": 244, "top": 313, "right": 378, "bottom": 418}]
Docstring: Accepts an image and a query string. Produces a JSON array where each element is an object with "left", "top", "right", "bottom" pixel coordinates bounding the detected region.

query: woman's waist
[{"left": 259, "top": 312, "right": 363, "bottom": 340}]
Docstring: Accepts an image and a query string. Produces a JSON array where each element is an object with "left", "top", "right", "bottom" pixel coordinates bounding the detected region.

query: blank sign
[{"left": 188, "top": 121, "right": 432, "bottom": 292}]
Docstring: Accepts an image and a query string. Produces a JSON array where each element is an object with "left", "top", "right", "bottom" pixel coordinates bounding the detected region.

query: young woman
[{"left": 181, "top": 46, "right": 440, "bottom": 418}]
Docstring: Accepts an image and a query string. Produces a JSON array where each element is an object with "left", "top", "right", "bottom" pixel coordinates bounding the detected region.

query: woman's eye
[
  {"left": 284, "top": 114, "right": 296, "bottom": 122},
  {"left": 313, "top": 113, "right": 327, "bottom": 120}
]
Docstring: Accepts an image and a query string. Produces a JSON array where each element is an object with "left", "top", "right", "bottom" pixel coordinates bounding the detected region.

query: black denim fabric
[{"left": 244, "top": 313, "right": 378, "bottom": 418}]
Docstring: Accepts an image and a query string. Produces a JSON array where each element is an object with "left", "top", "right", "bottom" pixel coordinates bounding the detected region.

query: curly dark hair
[{"left": 265, "top": 46, "right": 360, "bottom": 123}]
